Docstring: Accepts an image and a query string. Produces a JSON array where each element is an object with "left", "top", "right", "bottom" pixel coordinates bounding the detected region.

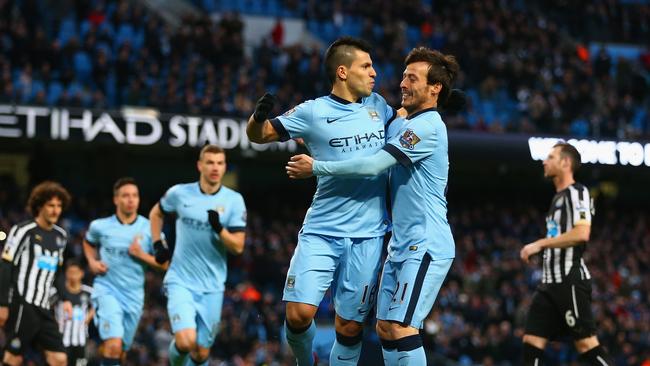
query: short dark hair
[
  {"left": 554, "top": 142, "right": 581, "bottom": 172},
  {"left": 27, "top": 181, "right": 71, "bottom": 216},
  {"left": 113, "top": 177, "right": 137, "bottom": 196},
  {"left": 404, "top": 47, "right": 460, "bottom": 107},
  {"left": 199, "top": 144, "right": 225, "bottom": 160},
  {"left": 324, "top": 37, "right": 372, "bottom": 84}
]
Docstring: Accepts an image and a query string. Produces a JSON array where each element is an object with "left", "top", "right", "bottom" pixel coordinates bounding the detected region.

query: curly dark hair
[{"left": 27, "top": 181, "right": 71, "bottom": 216}]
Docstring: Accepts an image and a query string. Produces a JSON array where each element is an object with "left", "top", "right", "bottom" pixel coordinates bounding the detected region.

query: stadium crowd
[
  {"left": 1, "top": 0, "right": 649, "bottom": 138},
  {"left": 1, "top": 176, "right": 649, "bottom": 365}
]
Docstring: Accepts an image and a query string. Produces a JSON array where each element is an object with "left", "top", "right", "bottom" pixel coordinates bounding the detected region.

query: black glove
[
  {"left": 443, "top": 89, "right": 466, "bottom": 114},
  {"left": 253, "top": 93, "right": 276, "bottom": 123},
  {"left": 207, "top": 210, "right": 223, "bottom": 233},
  {"left": 153, "top": 240, "right": 171, "bottom": 264}
]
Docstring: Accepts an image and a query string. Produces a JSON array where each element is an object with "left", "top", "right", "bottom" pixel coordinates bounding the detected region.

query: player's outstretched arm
[
  {"left": 286, "top": 150, "right": 398, "bottom": 179},
  {"left": 247, "top": 93, "right": 281, "bottom": 143}
]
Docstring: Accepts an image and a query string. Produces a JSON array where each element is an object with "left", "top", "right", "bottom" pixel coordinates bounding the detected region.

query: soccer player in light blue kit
[
  {"left": 287, "top": 47, "right": 460, "bottom": 365},
  {"left": 83, "top": 177, "right": 168, "bottom": 366},
  {"left": 247, "top": 37, "right": 398, "bottom": 366},
  {"left": 149, "top": 144, "right": 247, "bottom": 366}
]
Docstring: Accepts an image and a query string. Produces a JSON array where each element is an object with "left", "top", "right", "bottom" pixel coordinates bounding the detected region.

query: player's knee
[
  {"left": 102, "top": 338, "right": 123, "bottom": 358},
  {"left": 191, "top": 347, "right": 210, "bottom": 363},
  {"left": 335, "top": 316, "right": 363, "bottom": 337},
  {"left": 45, "top": 352, "right": 67, "bottom": 366},
  {"left": 3, "top": 352, "right": 23, "bottom": 366},
  {"left": 574, "top": 336, "right": 599, "bottom": 354},
  {"left": 376, "top": 320, "right": 392, "bottom": 339},
  {"left": 523, "top": 334, "right": 548, "bottom": 349},
  {"left": 285, "top": 303, "right": 316, "bottom": 328},
  {"left": 175, "top": 330, "right": 198, "bottom": 352}
]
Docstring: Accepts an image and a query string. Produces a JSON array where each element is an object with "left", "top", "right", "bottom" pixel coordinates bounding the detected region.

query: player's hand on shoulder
[
  {"left": 286, "top": 154, "right": 314, "bottom": 179},
  {"left": 0, "top": 306, "right": 8, "bottom": 327}
]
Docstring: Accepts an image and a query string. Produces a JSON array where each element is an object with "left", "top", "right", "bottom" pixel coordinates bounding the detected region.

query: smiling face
[{"left": 400, "top": 61, "right": 441, "bottom": 114}]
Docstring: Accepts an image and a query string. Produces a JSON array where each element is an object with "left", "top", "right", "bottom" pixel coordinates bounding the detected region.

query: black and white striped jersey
[
  {"left": 542, "top": 183, "right": 593, "bottom": 284},
  {"left": 1, "top": 220, "right": 67, "bottom": 308},
  {"left": 54, "top": 284, "right": 93, "bottom": 347}
]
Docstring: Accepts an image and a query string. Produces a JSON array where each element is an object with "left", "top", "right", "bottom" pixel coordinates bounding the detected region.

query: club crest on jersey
[
  {"left": 215, "top": 206, "right": 225, "bottom": 214},
  {"left": 56, "top": 236, "right": 66, "bottom": 247},
  {"left": 399, "top": 129, "right": 421, "bottom": 150},
  {"left": 10, "top": 338, "right": 21, "bottom": 350},
  {"left": 367, "top": 109, "right": 380, "bottom": 121},
  {"left": 286, "top": 275, "right": 296, "bottom": 289},
  {"left": 283, "top": 107, "right": 296, "bottom": 116}
]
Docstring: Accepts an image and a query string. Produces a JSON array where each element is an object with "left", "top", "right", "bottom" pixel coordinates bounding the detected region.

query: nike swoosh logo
[
  {"left": 337, "top": 355, "right": 357, "bottom": 361},
  {"left": 388, "top": 306, "right": 400, "bottom": 311},
  {"left": 358, "top": 309, "right": 368, "bottom": 314},
  {"left": 327, "top": 117, "right": 342, "bottom": 123}
]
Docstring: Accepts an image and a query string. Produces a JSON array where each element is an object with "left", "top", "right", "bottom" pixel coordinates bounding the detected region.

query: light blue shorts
[
  {"left": 165, "top": 283, "right": 224, "bottom": 349},
  {"left": 376, "top": 254, "right": 453, "bottom": 329},
  {"left": 282, "top": 232, "right": 383, "bottom": 322},
  {"left": 92, "top": 293, "right": 142, "bottom": 350}
]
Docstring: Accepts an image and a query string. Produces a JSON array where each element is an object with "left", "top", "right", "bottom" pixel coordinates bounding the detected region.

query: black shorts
[
  {"left": 67, "top": 345, "right": 87, "bottom": 366},
  {"left": 524, "top": 278, "right": 597, "bottom": 340},
  {"left": 3, "top": 298, "right": 66, "bottom": 355}
]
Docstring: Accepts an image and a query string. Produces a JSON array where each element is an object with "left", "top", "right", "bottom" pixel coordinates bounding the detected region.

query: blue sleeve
[
  {"left": 159, "top": 185, "right": 180, "bottom": 214},
  {"left": 85, "top": 221, "right": 100, "bottom": 246},
  {"left": 226, "top": 195, "right": 247, "bottom": 232},
  {"left": 383, "top": 122, "right": 438, "bottom": 166},
  {"left": 271, "top": 100, "right": 314, "bottom": 142},
  {"left": 313, "top": 149, "right": 397, "bottom": 177}
]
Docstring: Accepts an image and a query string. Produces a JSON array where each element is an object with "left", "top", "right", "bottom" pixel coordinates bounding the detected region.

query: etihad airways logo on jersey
[
  {"left": 329, "top": 130, "right": 385, "bottom": 152},
  {"left": 181, "top": 217, "right": 213, "bottom": 231}
]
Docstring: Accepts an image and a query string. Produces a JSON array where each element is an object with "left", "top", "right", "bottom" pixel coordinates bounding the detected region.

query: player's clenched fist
[
  {"left": 153, "top": 240, "right": 171, "bottom": 264},
  {"left": 253, "top": 93, "right": 276, "bottom": 123},
  {"left": 207, "top": 210, "right": 223, "bottom": 233},
  {"left": 286, "top": 154, "right": 314, "bottom": 179}
]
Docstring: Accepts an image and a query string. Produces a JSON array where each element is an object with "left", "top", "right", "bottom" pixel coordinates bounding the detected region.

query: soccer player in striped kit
[
  {"left": 519, "top": 142, "right": 613, "bottom": 365},
  {"left": 0, "top": 181, "right": 72, "bottom": 366}
]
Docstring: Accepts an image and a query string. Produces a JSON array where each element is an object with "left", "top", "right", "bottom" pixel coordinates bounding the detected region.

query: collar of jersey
[
  {"left": 406, "top": 107, "right": 437, "bottom": 120},
  {"left": 114, "top": 214, "right": 138, "bottom": 225},
  {"left": 329, "top": 93, "right": 362, "bottom": 105},
  {"left": 197, "top": 182, "right": 222, "bottom": 196}
]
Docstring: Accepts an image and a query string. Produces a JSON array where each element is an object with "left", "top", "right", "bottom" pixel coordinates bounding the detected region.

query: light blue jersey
[
  {"left": 85, "top": 215, "right": 153, "bottom": 311},
  {"left": 160, "top": 182, "right": 246, "bottom": 292},
  {"left": 383, "top": 108, "right": 455, "bottom": 262},
  {"left": 271, "top": 93, "right": 395, "bottom": 237}
]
